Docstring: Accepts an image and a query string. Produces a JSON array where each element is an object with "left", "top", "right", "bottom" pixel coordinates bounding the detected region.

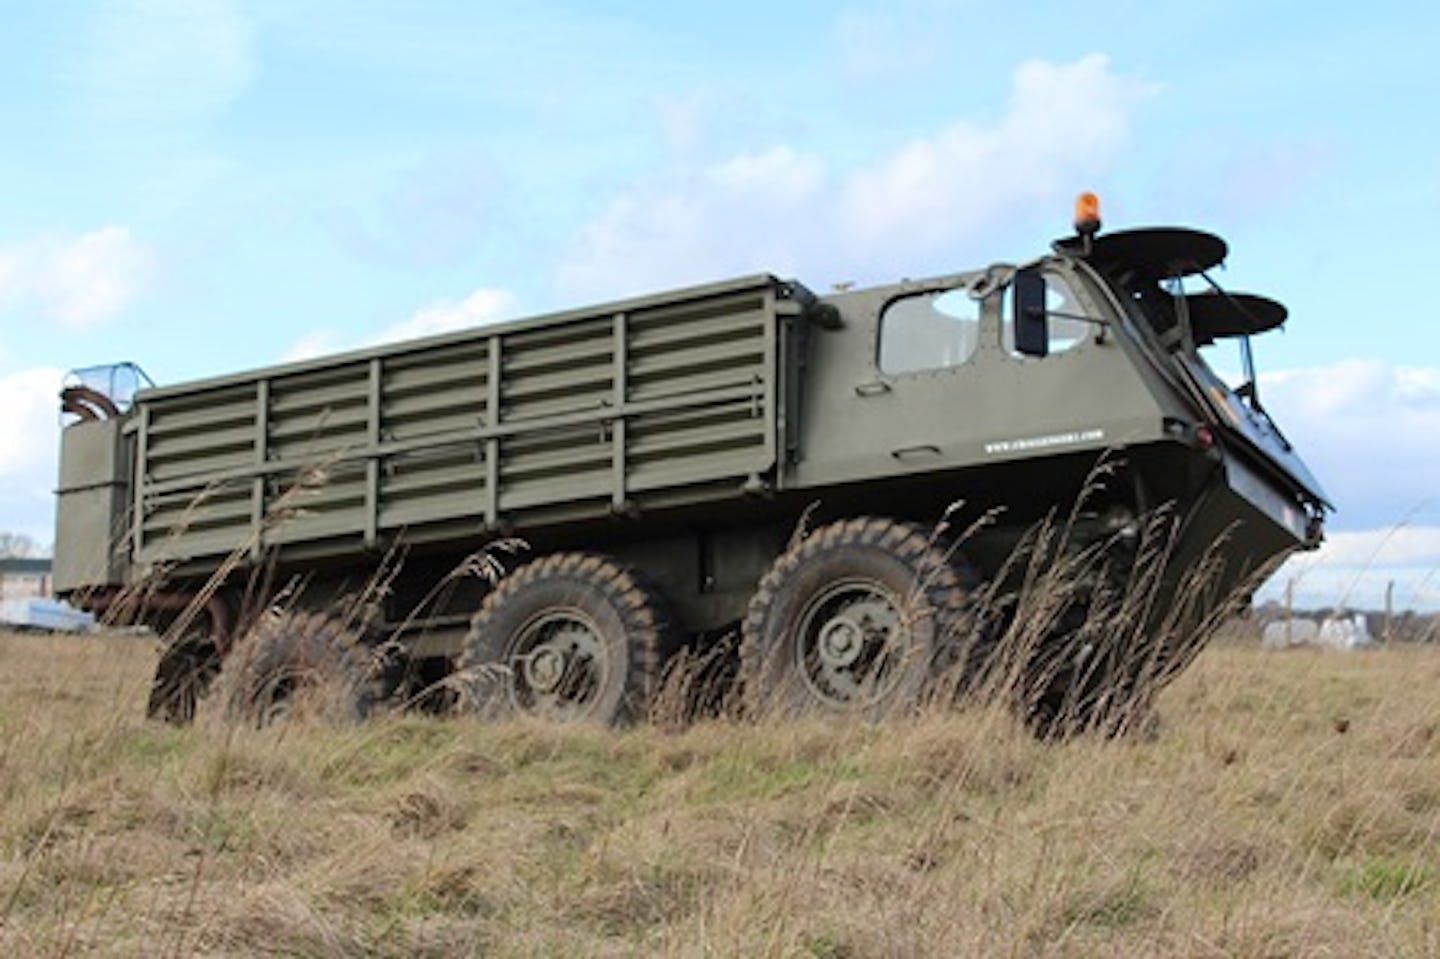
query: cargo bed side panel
[{"left": 132, "top": 278, "right": 784, "bottom": 572}]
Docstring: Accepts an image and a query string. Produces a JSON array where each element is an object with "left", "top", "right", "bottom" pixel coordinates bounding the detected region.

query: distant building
[{"left": 0, "top": 557, "right": 52, "bottom": 601}]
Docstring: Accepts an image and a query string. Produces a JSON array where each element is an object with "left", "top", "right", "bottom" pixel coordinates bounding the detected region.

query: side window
[
  {"left": 878, "top": 290, "right": 979, "bottom": 374},
  {"left": 1002, "top": 272, "right": 1090, "bottom": 356}
]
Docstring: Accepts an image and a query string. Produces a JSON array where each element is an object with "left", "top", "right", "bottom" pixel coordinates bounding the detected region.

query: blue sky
[{"left": 2, "top": 1, "right": 1437, "bottom": 609}]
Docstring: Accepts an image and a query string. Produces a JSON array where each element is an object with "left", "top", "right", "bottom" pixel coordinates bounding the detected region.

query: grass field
[{"left": 1, "top": 629, "right": 1438, "bottom": 957}]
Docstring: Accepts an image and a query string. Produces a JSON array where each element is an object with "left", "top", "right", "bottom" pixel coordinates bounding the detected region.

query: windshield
[{"left": 1108, "top": 270, "right": 1273, "bottom": 415}]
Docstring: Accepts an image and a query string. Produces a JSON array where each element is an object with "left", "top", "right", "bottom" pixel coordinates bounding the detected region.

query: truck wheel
[
  {"left": 1025, "top": 653, "right": 1157, "bottom": 738},
  {"left": 147, "top": 630, "right": 222, "bottom": 724},
  {"left": 741, "top": 517, "right": 984, "bottom": 716},
  {"left": 216, "top": 610, "right": 381, "bottom": 726},
  {"left": 1021, "top": 558, "right": 1158, "bottom": 738},
  {"left": 460, "top": 553, "right": 678, "bottom": 725}
]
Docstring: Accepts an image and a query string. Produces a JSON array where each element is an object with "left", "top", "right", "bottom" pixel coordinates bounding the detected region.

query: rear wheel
[
  {"left": 741, "top": 517, "right": 985, "bottom": 716},
  {"left": 216, "top": 610, "right": 382, "bottom": 725},
  {"left": 147, "top": 628, "right": 222, "bottom": 724},
  {"left": 460, "top": 553, "right": 679, "bottom": 725}
]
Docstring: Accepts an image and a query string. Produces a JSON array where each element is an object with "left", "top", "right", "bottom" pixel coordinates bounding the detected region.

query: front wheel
[
  {"left": 460, "top": 553, "right": 679, "bottom": 725},
  {"left": 741, "top": 517, "right": 985, "bottom": 716}
]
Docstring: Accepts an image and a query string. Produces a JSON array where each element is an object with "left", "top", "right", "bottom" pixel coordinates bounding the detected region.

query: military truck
[{"left": 54, "top": 197, "right": 1328, "bottom": 728}]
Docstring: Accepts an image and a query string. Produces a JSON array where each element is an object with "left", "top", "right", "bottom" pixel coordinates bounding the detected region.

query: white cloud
[
  {"left": 280, "top": 332, "right": 341, "bottom": 365},
  {"left": 1294, "top": 526, "right": 1440, "bottom": 572},
  {"left": 838, "top": 55, "right": 1151, "bottom": 253},
  {"left": 1395, "top": 366, "right": 1440, "bottom": 403},
  {"left": 710, "top": 147, "right": 826, "bottom": 199},
  {"left": 1244, "top": 358, "right": 1440, "bottom": 609},
  {"left": 558, "top": 55, "right": 1155, "bottom": 300},
  {"left": 1260, "top": 359, "right": 1440, "bottom": 530},
  {"left": 1260, "top": 530, "right": 1440, "bottom": 612},
  {"left": 280, "top": 287, "right": 518, "bottom": 363},
  {"left": 1262, "top": 358, "right": 1388, "bottom": 417},
  {"left": 0, "top": 227, "right": 156, "bottom": 329},
  {"left": 371, "top": 288, "right": 517, "bottom": 345},
  {"left": 0, "top": 368, "right": 64, "bottom": 545}
]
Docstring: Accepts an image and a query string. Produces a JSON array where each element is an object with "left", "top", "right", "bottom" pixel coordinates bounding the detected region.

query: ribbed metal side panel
[
  {"left": 145, "top": 384, "right": 256, "bottom": 482},
  {"left": 264, "top": 364, "right": 370, "bottom": 544},
  {"left": 269, "top": 367, "right": 369, "bottom": 459},
  {"left": 496, "top": 316, "right": 614, "bottom": 505},
  {"left": 378, "top": 340, "right": 489, "bottom": 530},
  {"left": 141, "top": 383, "right": 257, "bottom": 556},
  {"left": 131, "top": 276, "right": 786, "bottom": 569},
  {"left": 140, "top": 482, "right": 253, "bottom": 557},
  {"left": 501, "top": 317, "right": 614, "bottom": 422},
  {"left": 626, "top": 289, "right": 770, "bottom": 491},
  {"left": 383, "top": 341, "right": 489, "bottom": 440}
]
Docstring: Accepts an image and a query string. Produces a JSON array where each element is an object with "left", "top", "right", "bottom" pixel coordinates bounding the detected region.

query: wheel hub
[
  {"left": 817, "top": 617, "right": 865, "bottom": 668},
  {"left": 508, "top": 611, "right": 608, "bottom": 720},
  {"left": 795, "top": 580, "right": 910, "bottom": 708},
  {"left": 523, "top": 644, "right": 567, "bottom": 693}
]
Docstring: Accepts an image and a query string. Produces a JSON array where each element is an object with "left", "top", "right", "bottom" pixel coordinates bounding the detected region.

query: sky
[{"left": 1, "top": 0, "right": 1437, "bottom": 610}]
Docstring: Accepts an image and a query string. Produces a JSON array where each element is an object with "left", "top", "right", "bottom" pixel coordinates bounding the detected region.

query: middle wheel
[
  {"left": 460, "top": 552, "right": 678, "bottom": 725},
  {"left": 742, "top": 517, "right": 984, "bottom": 715}
]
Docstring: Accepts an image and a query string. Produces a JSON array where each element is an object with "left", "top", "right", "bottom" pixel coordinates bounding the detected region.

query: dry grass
[{"left": 2, "top": 628, "right": 1439, "bottom": 957}]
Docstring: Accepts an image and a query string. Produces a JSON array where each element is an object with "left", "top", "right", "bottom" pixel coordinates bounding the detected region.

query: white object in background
[
  {"left": 1317, "top": 612, "right": 1373, "bottom": 650},
  {"left": 0, "top": 598, "right": 95, "bottom": 632},
  {"left": 1261, "top": 617, "right": 1319, "bottom": 648},
  {"left": 1263, "top": 613, "right": 1373, "bottom": 650}
]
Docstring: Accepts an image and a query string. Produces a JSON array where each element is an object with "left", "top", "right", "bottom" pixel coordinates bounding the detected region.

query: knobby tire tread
[
  {"left": 741, "top": 516, "right": 985, "bottom": 713},
  {"left": 461, "top": 551, "right": 679, "bottom": 724}
]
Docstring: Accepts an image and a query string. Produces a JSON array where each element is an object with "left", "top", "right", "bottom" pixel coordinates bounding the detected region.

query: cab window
[
  {"left": 1002, "top": 272, "right": 1090, "bottom": 355},
  {"left": 878, "top": 290, "right": 979, "bottom": 374}
]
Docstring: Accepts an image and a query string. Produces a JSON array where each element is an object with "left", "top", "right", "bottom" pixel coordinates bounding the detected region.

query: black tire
[
  {"left": 1019, "top": 549, "right": 1158, "bottom": 738},
  {"left": 741, "top": 517, "right": 985, "bottom": 716},
  {"left": 1023, "top": 638, "right": 1158, "bottom": 738},
  {"left": 215, "top": 610, "right": 382, "bottom": 726},
  {"left": 459, "top": 552, "right": 679, "bottom": 725},
  {"left": 147, "top": 631, "right": 222, "bottom": 724}
]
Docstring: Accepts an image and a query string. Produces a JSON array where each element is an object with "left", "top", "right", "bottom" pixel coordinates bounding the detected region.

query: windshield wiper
[{"left": 1195, "top": 270, "right": 1265, "bottom": 412}]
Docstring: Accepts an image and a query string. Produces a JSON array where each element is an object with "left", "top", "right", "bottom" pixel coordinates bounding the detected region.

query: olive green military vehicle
[{"left": 54, "top": 199, "right": 1328, "bottom": 728}]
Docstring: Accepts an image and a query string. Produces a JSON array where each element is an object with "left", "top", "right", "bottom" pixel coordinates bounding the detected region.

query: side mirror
[{"left": 1013, "top": 268, "right": 1048, "bottom": 357}]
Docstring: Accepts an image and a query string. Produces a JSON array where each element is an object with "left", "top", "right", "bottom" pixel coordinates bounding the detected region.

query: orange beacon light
[{"left": 1074, "top": 192, "right": 1102, "bottom": 237}]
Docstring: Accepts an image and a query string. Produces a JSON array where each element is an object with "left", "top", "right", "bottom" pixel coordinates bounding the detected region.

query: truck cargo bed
[{"left": 127, "top": 275, "right": 804, "bottom": 572}]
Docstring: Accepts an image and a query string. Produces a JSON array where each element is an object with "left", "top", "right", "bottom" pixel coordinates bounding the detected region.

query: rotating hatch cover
[
  {"left": 1055, "top": 227, "right": 1227, "bottom": 279},
  {"left": 1180, "top": 291, "right": 1288, "bottom": 345}
]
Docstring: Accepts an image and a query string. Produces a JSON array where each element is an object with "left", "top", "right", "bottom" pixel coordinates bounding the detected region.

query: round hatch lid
[
  {"left": 1055, "top": 227, "right": 1227, "bottom": 278},
  {"left": 1182, "top": 291, "right": 1288, "bottom": 345}
]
